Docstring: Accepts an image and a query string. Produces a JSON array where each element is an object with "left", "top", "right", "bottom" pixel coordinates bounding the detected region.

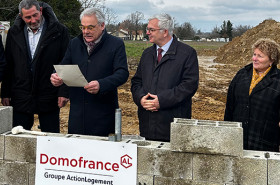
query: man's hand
[
  {"left": 50, "top": 73, "right": 63, "bottom": 87},
  {"left": 140, "top": 93, "right": 160, "bottom": 112},
  {"left": 1, "top": 98, "right": 10, "bottom": 106},
  {"left": 84, "top": 80, "right": 100, "bottom": 94},
  {"left": 58, "top": 97, "right": 69, "bottom": 108}
]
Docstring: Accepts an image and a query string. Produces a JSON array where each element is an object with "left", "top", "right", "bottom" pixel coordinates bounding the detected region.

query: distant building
[
  {"left": 131, "top": 30, "right": 144, "bottom": 41},
  {"left": 111, "top": 28, "right": 145, "bottom": 41},
  {"left": 110, "top": 29, "right": 130, "bottom": 40}
]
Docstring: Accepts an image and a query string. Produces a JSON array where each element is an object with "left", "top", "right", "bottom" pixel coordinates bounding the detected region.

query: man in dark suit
[
  {"left": 1, "top": 0, "right": 69, "bottom": 132},
  {"left": 131, "top": 13, "right": 199, "bottom": 142},
  {"left": 50, "top": 8, "right": 128, "bottom": 136}
]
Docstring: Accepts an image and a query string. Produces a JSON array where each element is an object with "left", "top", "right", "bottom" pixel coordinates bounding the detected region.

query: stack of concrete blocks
[
  {"left": 137, "top": 118, "right": 280, "bottom": 185},
  {"left": 0, "top": 106, "right": 279, "bottom": 185}
]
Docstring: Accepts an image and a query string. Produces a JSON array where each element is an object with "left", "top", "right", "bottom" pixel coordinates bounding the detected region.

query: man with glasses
[
  {"left": 131, "top": 13, "right": 199, "bottom": 142},
  {"left": 51, "top": 8, "right": 128, "bottom": 136},
  {"left": 1, "top": 0, "right": 69, "bottom": 133}
]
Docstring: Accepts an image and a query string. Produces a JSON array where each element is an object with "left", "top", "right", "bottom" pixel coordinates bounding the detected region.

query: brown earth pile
[{"left": 214, "top": 19, "right": 280, "bottom": 65}]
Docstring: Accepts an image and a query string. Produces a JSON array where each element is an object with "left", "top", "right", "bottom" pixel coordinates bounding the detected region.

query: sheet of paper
[{"left": 54, "top": 65, "right": 88, "bottom": 87}]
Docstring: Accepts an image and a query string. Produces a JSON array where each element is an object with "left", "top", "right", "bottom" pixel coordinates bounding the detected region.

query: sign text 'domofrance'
[{"left": 40, "top": 154, "right": 119, "bottom": 172}]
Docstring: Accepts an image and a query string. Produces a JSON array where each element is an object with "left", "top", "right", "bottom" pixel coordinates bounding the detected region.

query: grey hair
[
  {"left": 18, "top": 0, "right": 40, "bottom": 15},
  {"left": 148, "top": 13, "right": 174, "bottom": 36},
  {"left": 80, "top": 8, "right": 105, "bottom": 24}
]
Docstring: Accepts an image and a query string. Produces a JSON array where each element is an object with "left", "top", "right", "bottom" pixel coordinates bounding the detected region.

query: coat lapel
[{"left": 12, "top": 29, "right": 30, "bottom": 61}]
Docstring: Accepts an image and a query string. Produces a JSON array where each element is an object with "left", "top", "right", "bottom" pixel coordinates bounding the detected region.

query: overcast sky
[{"left": 104, "top": 0, "right": 280, "bottom": 32}]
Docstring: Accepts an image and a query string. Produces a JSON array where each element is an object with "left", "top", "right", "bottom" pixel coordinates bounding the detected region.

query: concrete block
[
  {"left": 0, "top": 106, "right": 12, "bottom": 134},
  {"left": 136, "top": 140, "right": 192, "bottom": 179},
  {"left": 5, "top": 132, "right": 67, "bottom": 163},
  {"left": 154, "top": 176, "right": 225, "bottom": 185},
  {"left": 267, "top": 152, "right": 280, "bottom": 185},
  {"left": 29, "top": 163, "right": 36, "bottom": 185},
  {"left": 0, "top": 160, "right": 29, "bottom": 185},
  {"left": 138, "top": 174, "right": 154, "bottom": 185},
  {"left": 233, "top": 150, "right": 267, "bottom": 185},
  {"left": 171, "top": 119, "right": 243, "bottom": 157},
  {"left": 5, "top": 134, "right": 37, "bottom": 162},
  {"left": 137, "top": 140, "right": 155, "bottom": 175},
  {"left": 193, "top": 153, "right": 234, "bottom": 183},
  {"left": 68, "top": 134, "right": 109, "bottom": 141},
  {"left": 0, "top": 134, "right": 4, "bottom": 160}
]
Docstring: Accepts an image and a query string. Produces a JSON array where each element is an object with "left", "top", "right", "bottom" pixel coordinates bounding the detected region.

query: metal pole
[{"left": 115, "top": 108, "right": 122, "bottom": 141}]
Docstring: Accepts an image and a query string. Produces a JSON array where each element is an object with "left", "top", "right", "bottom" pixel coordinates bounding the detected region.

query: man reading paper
[{"left": 50, "top": 8, "right": 128, "bottom": 136}]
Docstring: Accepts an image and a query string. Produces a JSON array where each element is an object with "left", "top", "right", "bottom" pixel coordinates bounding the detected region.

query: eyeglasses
[
  {"left": 146, "top": 27, "right": 163, "bottom": 33},
  {"left": 79, "top": 23, "right": 99, "bottom": 31}
]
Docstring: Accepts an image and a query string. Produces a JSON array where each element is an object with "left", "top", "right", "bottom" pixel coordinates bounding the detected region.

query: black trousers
[{"left": 13, "top": 109, "right": 60, "bottom": 133}]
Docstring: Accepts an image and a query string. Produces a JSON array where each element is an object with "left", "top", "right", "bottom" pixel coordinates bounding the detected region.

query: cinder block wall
[{"left": 0, "top": 106, "right": 279, "bottom": 185}]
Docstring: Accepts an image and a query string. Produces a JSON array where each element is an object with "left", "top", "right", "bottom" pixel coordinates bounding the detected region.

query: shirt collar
[{"left": 157, "top": 37, "right": 173, "bottom": 52}]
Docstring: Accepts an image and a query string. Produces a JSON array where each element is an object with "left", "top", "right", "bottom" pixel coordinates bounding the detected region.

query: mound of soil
[{"left": 214, "top": 19, "right": 280, "bottom": 65}]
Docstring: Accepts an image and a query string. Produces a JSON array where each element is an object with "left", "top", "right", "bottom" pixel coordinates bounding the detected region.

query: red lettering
[
  {"left": 70, "top": 159, "right": 77, "bottom": 167},
  {"left": 39, "top": 154, "right": 120, "bottom": 172},
  {"left": 40, "top": 154, "right": 48, "bottom": 164},
  {"left": 50, "top": 157, "right": 57, "bottom": 165},
  {"left": 96, "top": 161, "right": 103, "bottom": 170},
  {"left": 112, "top": 163, "right": 119, "bottom": 171},
  {"left": 84, "top": 160, "right": 88, "bottom": 168},
  {"left": 78, "top": 157, "right": 83, "bottom": 168},
  {"left": 88, "top": 161, "right": 95, "bottom": 169},
  {"left": 58, "top": 158, "right": 69, "bottom": 166},
  {"left": 105, "top": 162, "right": 111, "bottom": 170},
  {"left": 122, "top": 158, "right": 127, "bottom": 164}
]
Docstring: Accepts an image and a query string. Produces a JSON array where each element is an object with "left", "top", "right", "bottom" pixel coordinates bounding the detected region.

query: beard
[{"left": 27, "top": 18, "right": 42, "bottom": 31}]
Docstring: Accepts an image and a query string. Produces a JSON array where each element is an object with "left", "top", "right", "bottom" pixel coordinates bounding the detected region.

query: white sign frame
[{"left": 35, "top": 136, "right": 137, "bottom": 185}]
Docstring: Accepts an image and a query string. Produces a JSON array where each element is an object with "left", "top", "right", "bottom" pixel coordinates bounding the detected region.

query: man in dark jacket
[
  {"left": 131, "top": 13, "right": 199, "bottom": 142},
  {"left": 0, "top": 35, "right": 6, "bottom": 81},
  {"left": 50, "top": 8, "right": 129, "bottom": 136},
  {"left": 1, "top": 0, "right": 69, "bottom": 132}
]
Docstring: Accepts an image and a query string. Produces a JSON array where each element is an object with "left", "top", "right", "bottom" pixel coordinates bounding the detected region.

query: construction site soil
[{"left": 31, "top": 19, "right": 279, "bottom": 136}]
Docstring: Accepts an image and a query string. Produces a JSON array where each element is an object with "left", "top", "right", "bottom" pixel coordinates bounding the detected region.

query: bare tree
[
  {"left": 126, "top": 11, "right": 144, "bottom": 40},
  {"left": 80, "top": 0, "right": 105, "bottom": 9},
  {"left": 210, "top": 26, "right": 221, "bottom": 40},
  {"left": 174, "top": 22, "right": 196, "bottom": 40},
  {"left": 120, "top": 19, "right": 134, "bottom": 40},
  {"left": 99, "top": 5, "right": 117, "bottom": 26},
  {"left": 233, "top": 25, "right": 252, "bottom": 37}
]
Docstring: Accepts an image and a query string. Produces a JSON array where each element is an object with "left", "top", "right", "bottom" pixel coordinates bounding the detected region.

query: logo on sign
[{"left": 120, "top": 154, "right": 132, "bottom": 168}]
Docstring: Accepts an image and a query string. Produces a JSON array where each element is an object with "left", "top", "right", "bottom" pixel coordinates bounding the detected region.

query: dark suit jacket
[
  {"left": 60, "top": 31, "right": 129, "bottom": 136},
  {"left": 131, "top": 35, "right": 199, "bottom": 141}
]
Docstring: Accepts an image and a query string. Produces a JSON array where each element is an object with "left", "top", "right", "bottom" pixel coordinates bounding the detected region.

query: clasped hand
[{"left": 140, "top": 93, "right": 160, "bottom": 112}]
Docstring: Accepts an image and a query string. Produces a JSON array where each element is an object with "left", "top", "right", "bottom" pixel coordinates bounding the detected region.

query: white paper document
[{"left": 53, "top": 65, "right": 88, "bottom": 87}]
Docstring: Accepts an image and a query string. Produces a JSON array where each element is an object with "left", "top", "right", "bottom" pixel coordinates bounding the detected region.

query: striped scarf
[{"left": 249, "top": 66, "right": 272, "bottom": 95}]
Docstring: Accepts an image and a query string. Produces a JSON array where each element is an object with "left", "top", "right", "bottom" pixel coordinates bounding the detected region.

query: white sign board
[{"left": 35, "top": 137, "right": 137, "bottom": 185}]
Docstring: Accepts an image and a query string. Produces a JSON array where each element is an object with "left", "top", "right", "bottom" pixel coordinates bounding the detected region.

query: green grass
[
  {"left": 124, "top": 41, "right": 152, "bottom": 58},
  {"left": 124, "top": 40, "right": 226, "bottom": 60}
]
